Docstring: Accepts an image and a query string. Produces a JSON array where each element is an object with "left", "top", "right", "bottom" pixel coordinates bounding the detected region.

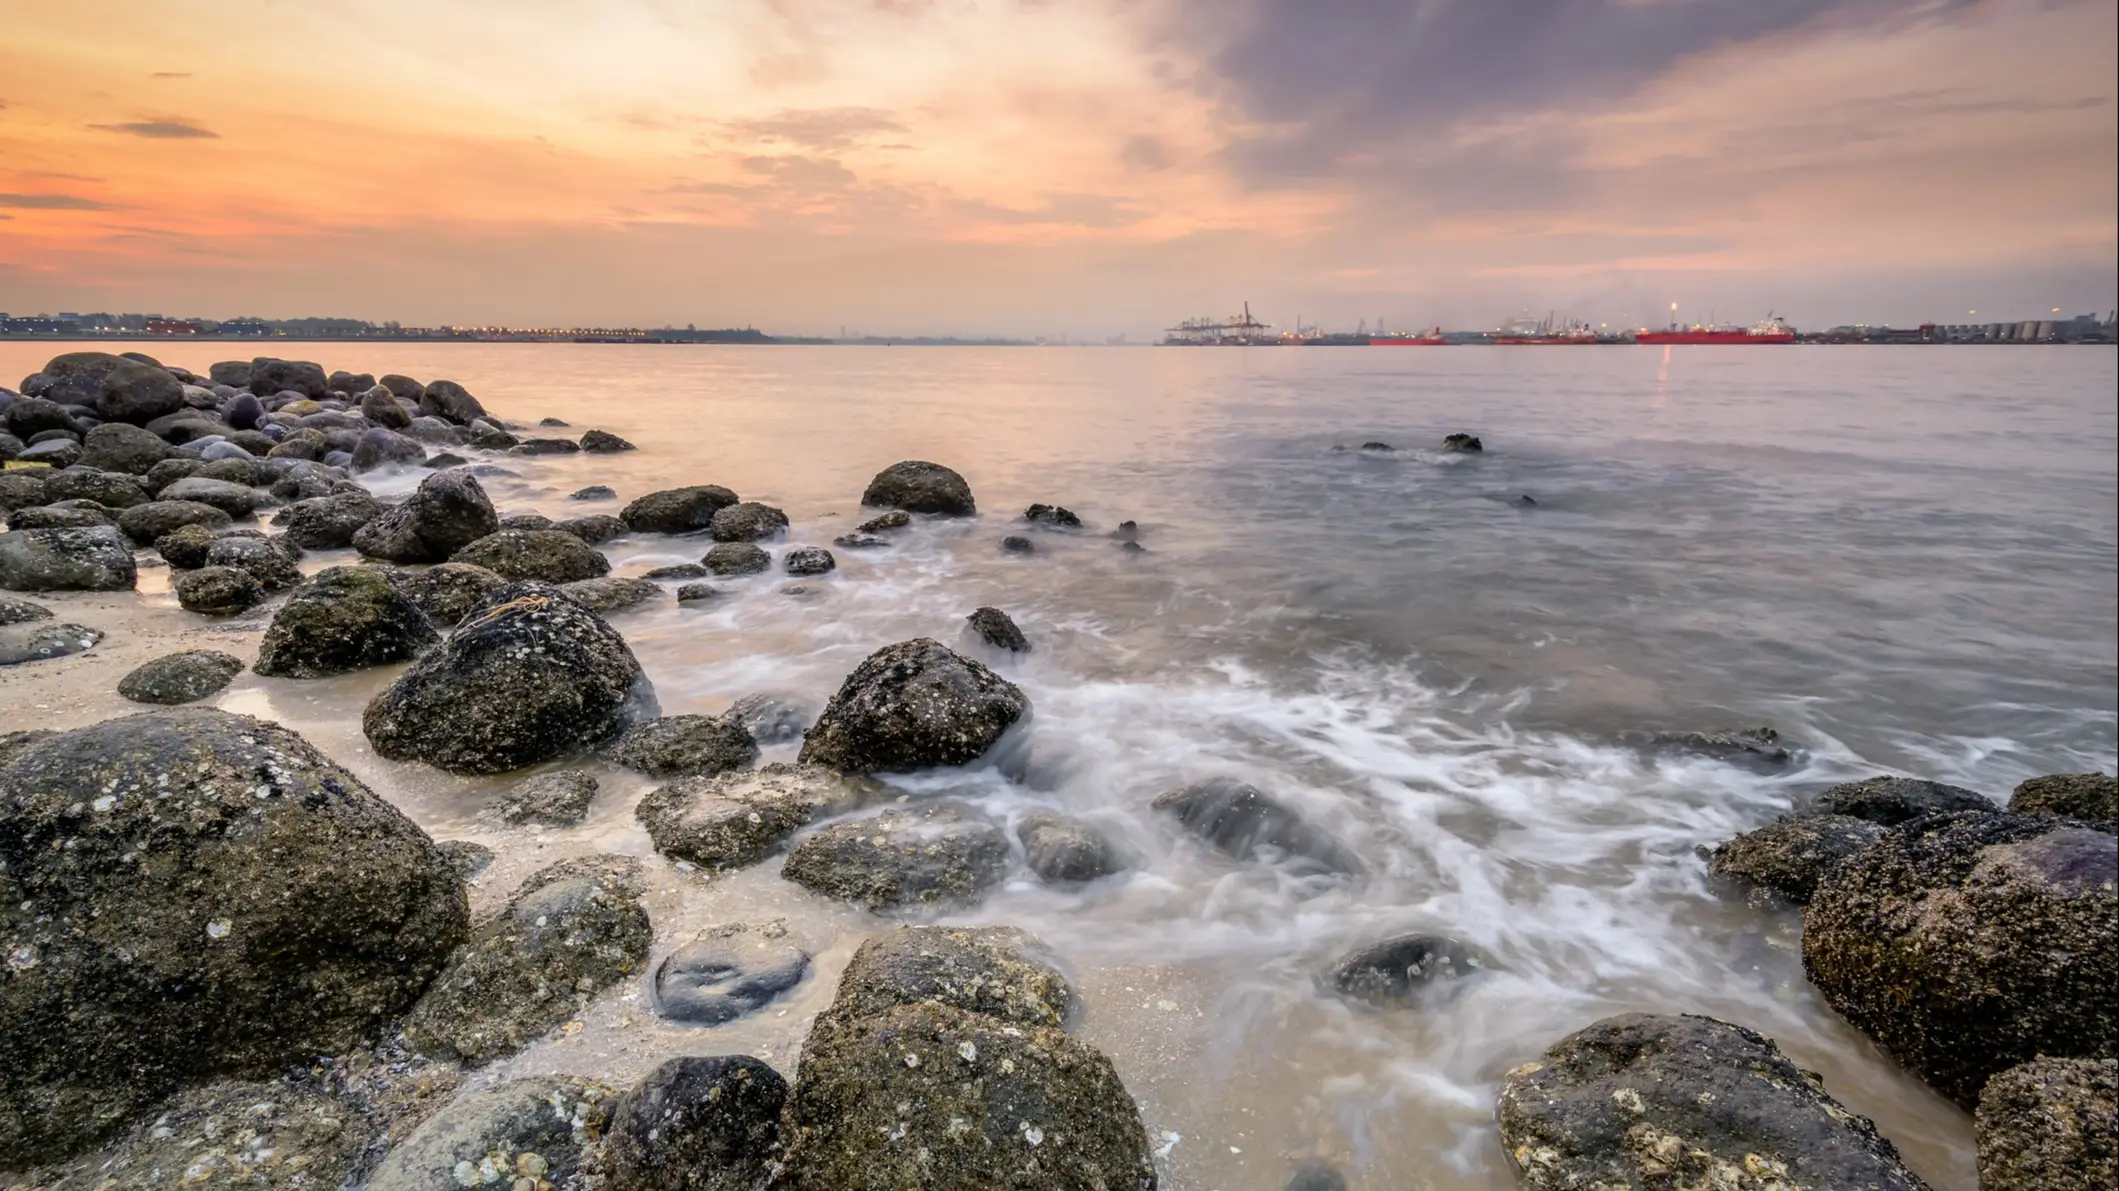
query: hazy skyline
[{"left": 1, "top": 0, "right": 2113, "bottom": 337}]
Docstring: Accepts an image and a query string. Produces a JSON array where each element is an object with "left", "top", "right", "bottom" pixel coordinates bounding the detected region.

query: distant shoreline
[{"left": 1, "top": 334, "right": 2109, "bottom": 347}]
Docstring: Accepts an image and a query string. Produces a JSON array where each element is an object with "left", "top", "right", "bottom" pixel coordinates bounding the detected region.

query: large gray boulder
[
  {"left": 621, "top": 484, "right": 740, "bottom": 534},
  {"left": 173, "top": 565, "right": 265, "bottom": 616},
  {"left": 636, "top": 762, "right": 869, "bottom": 870},
  {"left": 450, "top": 528, "right": 611, "bottom": 583},
  {"left": 1495, "top": 1013, "right": 1931, "bottom": 1191},
  {"left": 33, "top": 351, "right": 128, "bottom": 406},
  {"left": 117, "top": 499, "right": 231, "bottom": 544},
  {"left": 1706, "top": 813, "right": 1886, "bottom": 906},
  {"left": 1815, "top": 775, "right": 1995, "bottom": 824},
  {"left": 1151, "top": 778, "right": 1361, "bottom": 875},
  {"left": 0, "top": 710, "right": 468, "bottom": 1164},
  {"left": 388, "top": 560, "right": 506, "bottom": 627},
  {"left": 486, "top": 768, "right": 598, "bottom": 826},
  {"left": 352, "top": 468, "right": 497, "bottom": 562},
  {"left": 781, "top": 802, "right": 1011, "bottom": 912},
  {"left": 365, "top": 1075, "right": 616, "bottom": 1191},
  {"left": 861, "top": 460, "right": 975, "bottom": 516},
  {"left": 1976, "top": 1057, "right": 2116, "bottom": 1191},
  {"left": 360, "top": 385, "right": 412, "bottom": 429},
  {"left": 350, "top": 427, "right": 426, "bottom": 472},
  {"left": 363, "top": 580, "right": 657, "bottom": 774},
  {"left": 249, "top": 357, "right": 328, "bottom": 399},
  {"left": 0, "top": 527, "right": 137, "bottom": 592},
  {"left": 255, "top": 566, "right": 438, "bottom": 678},
  {"left": 280, "top": 489, "right": 386, "bottom": 550},
  {"left": 603, "top": 1056, "right": 786, "bottom": 1191},
  {"left": 116, "top": 650, "right": 245, "bottom": 704},
  {"left": 76, "top": 421, "right": 175, "bottom": 474},
  {"left": 607, "top": 713, "right": 757, "bottom": 778},
  {"left": 2012, "top": 772, "right": 2118, "bottom": 827},
  {"left": 156, "top": 475, "right": 260, "bottom": 518},
  {"left": 1803, "top": 811, "right": 2117, "bottom": 1107},
  {"left": 709, "top": 500, "right": 789, "bottom": 542},
  {"left": 797, "top": 638, "right": 1028, "bottom": 774},
  {"left": 41, "top": 467, "right": 150, "bottom": 509},
  {"left": 416, "top": 379, "right": 487, "bottom": 425},
  {"left": 95, "top": 359, "right": 186, "bottom": 424},
  {"left": 203, "top": 534, "right": 300, "bottom": 591},
  {"left": 1017, "top": 813, "right": 1125, "bottom": 884}
]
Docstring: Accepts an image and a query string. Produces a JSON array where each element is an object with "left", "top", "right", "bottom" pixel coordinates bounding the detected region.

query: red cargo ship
[
  {"left": 1371, "top": 327, "right": 1448, "bottom": 345},
  {"left": 1635, "top": 314, "right": 1796, "bottom": 344}
]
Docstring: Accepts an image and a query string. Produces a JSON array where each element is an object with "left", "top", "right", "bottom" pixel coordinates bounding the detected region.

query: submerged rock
[
  {"left": 579, "top": 428, "right": 636, "bottom": 453},
  {"left": 1815, "top": 774, "right": 1995, "bottom": 824},
  {"left": 704, "top": 540, "right": 771, "bottom": 575},
  {"left": 1975, "top": 1057, "right": 2116, "bottom": 1191},
  {"left": 0, "top": 710, "right": 468, "bottom": 1164},
  {"left": 622, "top": 484, "right": 739, "bottom": 534},
  {"left": 831, "top": 531, "right": 889, "bottom": 550},
  {"left": 0, "top": 526, "right": 138, "bottom": 591},
  {"left": 783, "top": 545, "right": 836, "bottom": 575},
  {"left": 636, "top": 762, "right": 867, "bottom": 870},
  {"left": 1621, "top": 725, "right": 1793, "bottom": 769},
  {"left": 1803, "top": 811, "right": 2117, "bottom": 1107},
  {"left": 116, "top": 649, "right": 244, "bottom": 704},
  {"left": 365, "top": 1075, "right": 615, "bottom": 1191},
  {"left": 653, "top": 923, "right": 813, "bottom": 1026},
  {"left": 1329, "top": 934, "right": 1487, "bottom": 1005},
  {"left": 609, "top": 713, "right": 759, "bottom": 778},
  {"left": 387, "top": 560, "right": 506, "bottom": 628},
  {"left": 2012, "top": 772, "right": 2118, "bottom": 826},
  {"left": 451, "top": 527, "right": 611, "bottom": 583},
  {"left": 1000, "top": 534, "right": 1036, "bottom": 555},
  {"left": 173, "top": 564, "right": 265, "bottom": 616},
  {"left": 0, "top": 621, "right": 101, "bottom": 666},
  {"left": 1706, "top": 813, "right": 1886, "bottom": 906},
  {"left": 1495, "top": 1013, "right": 1930, "bottom": 1191},
  {"left": 855, "top": 509, "right": 911, "bottom": 533},
  {"left": 553, "top": 512, "right": 627, "bottom": 544},
  {"left": 569, "top": 484, "right": 617, "bottom": 501},
  {"left": 1017, "top": 813, "right": 1125, "bottom": 884},
  {"left": 416, "top": 378, "right": 488, "bottom": 425},
  {"left": 254, "top": 566, "right": 438, "bottom": 677},
  {"left": 352, "top": 468, "right": 498, "bottom": 563},
  {"left": 364, "top": 580, "right": 657, "bottom": 774},
  {"left": 488, "top": 768, "right": 599, "bottom": 826},
  {"left": 725, "top": 691, "right": 815, "bottom": 744},
  {"left": 710, "top": 500, "right": 789, "bottom": 542},
  {"left": 860, "top": 460, "right": 976, "bottom": 517},
  {"left": 781, "top": 802, "right": 1010, "bottom": 912},
  {"left": 1441, "top": 432, "right": 1483, "bottom": 452},
  {"left": 798, "top": 638, "right": 1029, "bottom": 774},
  {"left": 1151, "top": 778, "right": 1362, "bottom": 875},
  {"left": 402, "top": 857, "right": 651, "bottom": 1064},
  {"left": 1023, "top": 502, "right": 1083, "bottom": 527},
  {"left": 558, "top": 574, "right": 660, "bottom": 614},
  {"left": 644, "top": 562, "right": 710, "bottom": 580},
  {"left": 967, "top": 605, "right": 1030, "bottom": 652}
]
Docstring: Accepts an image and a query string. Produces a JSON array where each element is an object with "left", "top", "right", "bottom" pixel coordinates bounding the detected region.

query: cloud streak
[
  {"left": 90, "top": 118, "right": 218, "bottom": 138},
  {"left": 0, "top": 192, "right": 113, "bottom": 210}
]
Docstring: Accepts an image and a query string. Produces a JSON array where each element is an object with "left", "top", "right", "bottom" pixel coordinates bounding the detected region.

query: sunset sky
[{"left": 1, "top": 0, "right": 2112, "bottom": 336}]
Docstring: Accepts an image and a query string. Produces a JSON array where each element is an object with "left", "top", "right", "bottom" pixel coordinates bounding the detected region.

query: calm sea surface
[{"left": 7, "top": 342, "right": 2115, "bottom": 1189}]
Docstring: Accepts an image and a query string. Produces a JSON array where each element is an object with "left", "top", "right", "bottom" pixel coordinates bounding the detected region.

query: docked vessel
[
  {"left": 1493, "top": 315, "right": 1598, "bottom": 345},
  {"left": 1635, "top": 314, "right": 1796, "bottom": 344},
  {"left": 1371, "top": 327, "right": 1448, "bottom": 345}
]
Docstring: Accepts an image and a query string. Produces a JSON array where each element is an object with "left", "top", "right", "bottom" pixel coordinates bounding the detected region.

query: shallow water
[{"left": 6, "top": 342, "right": 2116, "bottom": 1189}]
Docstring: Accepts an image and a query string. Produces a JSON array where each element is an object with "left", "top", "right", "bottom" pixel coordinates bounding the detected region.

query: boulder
[
  {"left": 1621, "top": 725, "right": 1793, "bottom": 769},
  {"left": 1287, "top": 1163, "right": 1351, "bottom": 1191},
  {"left": 451, "top": 528, "right": 611, "bottom": 583},
  {"left": 327, "top": 370, "right": 376, "bottom": 394},
  {"left": 42, "top": 467, "right": 150, "bottom": 509},
  {"left": 559, "top": 574, "right": 659, "bottom": 614},
  {"left": 1151, "top": 778, "right": 1362, "bottom": 875},
  {"left": 116, "top": 650, "right": 245, "bottom": 704},
  {"left": 153, "top": 522, "right": 217, "bottom": 569},
  {"left": 1815, "top": 775, "right": 1995, "bottom": 824},
  {"left": 622, "top": 484, "right": 740, "bottom": 534},
  {"left": 266, "top": 428, "right": 327, "bottom": 460},
  {"left": 439, "top": 840, "right": 495, "bottom": 879},
  {"left": 1494, "top": 1013, "right": 1929, "bottom": 1191},
  {"left": 280, "top": 489, "right": 386, "bottom": 550},
  {"left": 6, "top": 504, "right": 113, "bottom": 531},
  {"left": 404, "top": 415, "right": 467, "bottom": 446},
  {"left": 814, "top": 926, "right": 1074, "bottom": 1039},
  {"left": 551, "top": 513, "right": 625, "bottom": 545},
  {"left": 173, "top": 565, "right": 266, "bottom": 616},
  {"left": 360, "top": 386, "right": 412, "bottom": 428},
  {"left": 604, "top": 1057, "right": 785, "bottom": 1191},
  {"left": 855, "top": 509, "right": 911, "bottom": 533},
  {"left": 401, "top": 857, "right": 651, "bottom": 1063},
  {"left": 832, "top": 531, "right": 889, "bottom": 550},
  {"left": 1001, "top": 534, "right": 1036, "bottom": 554},
  {"left": 1017, "top": 813, "right": 1125, "bottom": 884},
  {"left": 379, "top": 373, "right": 423, "bottom": 401},
  {"left": 1706, "top": 814, "right": 1886, "bottom": 906},
  {"left": 637, "top": 762, "right": 867, "bottom": 870},
  {"left": 0, "top": 621, "right": 101, "bottom": 666},
  {"left": 390, "top": 560, "right": 507, "bottom": 627},
  {"left": 1328, "top": 934, "right": 1487, "bottom": 1006},
  {"left": 209, "top": 360, "right": 253, "bottom": 388},
  {"left": 266, "top": 459, "right": 360, "bottom": 503},
  {"left": 487, "top": 768, "right": 598, "bottom": 826},
  {"left": 2012, "top": 772, "right": 2118, "bottom": 826},
  {"left": 141, "top": 457, "right": 209, "bottom": 494},
  {"left": 417, "top": 379, "right": 487, "bottom": 424},
  {"left": 781, "top": 802, "right": 1010, "bottom": 912},
  {"left": 203, "top": 534, "right": 301, "bottom": 591},
  {"left": 725, "top": 692, "right": 814, "bottom": 745},
  {"left": 797, "top": 638, "right": 1028, "bottom": 774},
  {"left": 0, "top": 594, "right": 52, "bottom": 625},
  {"left": 222, "top": 391, "right": 265, "bottom": 430},
  {"left": 784, "top": 545, "right": 836, "bottom": 575},
  {"left": 77, "top": 421, "right": 176, "bottom": 474},
  {"left": 249, "top": 358, "right": 329, "bottom": 399},
  {"left": 4, "top": 397, "right": 77, "bottom": 440},
  {"left": 352, "top": 468, "right": 498, "bottom": 563},
  {"left": 36, "top": 351, "right": 130, "bottom": 406},
  {"left": 157, "top": 475, "right": 260, "bottom": 518},
  {"left": 676, "top": 582, "right": 720, "bottom": 604},
  {"left": 1441, "top": 432, "right": 1483, "bottom": 452},
  {"left": 1023, "top": 503, "right": 1081, "bottom": 528},
  {"left": 860, "top": 460, "right": 975, "bottom": 517},
  {"left": 609, "top": 713, "right": 759, "bottom": 778},
  {"left": 94, "top": 359, "right": 186, "bottom": 424},
  {"left": 14, "top": 438, "right": 80, "bottom": 468},
  {"left": 0, "top": 526, "right": 138, "bottom": 592},
  {"left": 704, "top": 541, "right": 771, "bottom": 575},
  {"left": 507, "top": 436, "right": 580, "bottom": 457},
  {"left": 710, "top": 501, "right": 789, "bottom": 542},
  {"left": 646, "top": 563, "right": 711, "bottom": 580},
  {"left": 350, "top": 427, "right": 427, "bottom": 472},
  {"left": 652, "top": 924, "right": 812, "bottom": 1026},
  {"left": 499, "top": 511, "right": 554, "bottom": 533},
  {"left": 254, "top": 566, "right": 438, "bottom": 677},
  {"left": 365, "top": 1075, "right": 616, "bottom": 1191},
  {"left": 117, "top": 499, "right": 231, "bottom": 544},
  {"left": 0, "top": 471, "right": 49, "bottom": 512},
  {"left": 578, "top": 428, "right": 635, "bottom": 453},
  {"left": 364, "top": 580, "right": 658, "bottom": 774},
  {"left": 466, "top": 421, "right": 518, "bottom": 450},
  {"left": 569, "top": 484, "right": 617, "bottom": 501},
  {"left": 0, "top": 710, "right": 467, "bottom": 1164},
  {"left": 1976, "top": 1057, "right": 2116, "bottom": 1191},
  {"left": 968, "top": 605, "right": 1030, "bottom": 652},
  {"left": 1804, "top": 812, "right": 2117, "bottom": 1106},
  {"left": 0, "top": 431, "right": 19, "bottom": 462}
]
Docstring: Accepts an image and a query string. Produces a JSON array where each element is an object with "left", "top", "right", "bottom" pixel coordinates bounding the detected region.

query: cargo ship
[
  {"left": 1493, "top": 315, "right": 1598, "bottom": 345},
  {"left": 1635, "top": 314, "right": 1796, "bottom": 344},
  {"left": 1371, "top": 327, "right": 1448, "bottom": 345}
]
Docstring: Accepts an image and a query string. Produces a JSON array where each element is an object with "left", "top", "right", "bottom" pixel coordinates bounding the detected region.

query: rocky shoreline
[{"left": 2, "top": 351, "right": 2114, "bottom": 1190}]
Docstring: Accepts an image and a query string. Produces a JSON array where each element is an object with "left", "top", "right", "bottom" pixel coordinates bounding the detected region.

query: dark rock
[
  {"left": 95, "top": 359, "right": 186, "bottom": 424},
  {"left": 725, "top": 692, "right": 814, "bottom": 745},
  {"left": 42, "top": 466, "right": 150, "bottom": 509},
  {"left": 34, "top": 352, "right": 129, "bottom": 408},
  {"left": 814, "top": 925, "right": 1073, "bottom": 1040},
  {"left": 1514, "top": 493, "right": 1539, "bottom": 507},
  {"left": 798, "top": 638, "right": 1028, "bottom": 775},
  {"left": 154, "top": 522, "right": 217, "bottom": 569},
  {"left": 781, "top": 802, "right": 1010, "bottom": 912},
  {"left": 0, "top": 710, "right": 467, "bottom": 1165},
  {"left": 0, "top": 470, "right": 49, "bottom": 512},
  {"left": 569, "top": 484, "right": 617, "bottom": 501},
  {"left": 6, "top": 504, "right": 113, "bottom": 531},
  {"left": 552, "top": 513, "right": 625, "bottom": 545},
  {"left": 266, "top": 460, "right": 361, "bottom": 505},
  {"left": 222, "top": 390, "right": 265, "bottom": 430},
  {"left": 439, "top": 840, "right": 495, "bottom": 879},
  {"left": 77, "top": 421, "right": 175, "bottom": 473},
  {"left": 1707, "top": 814, "right": 1885, "bottom": 906},
  {"left": 1023, "top": 503, "right": 1082, "bottom": 527},
  {"left": 401, "top": 857, "right": 651, "bottom": 1063},
  {"left": 265, "top": 427, "right": 329, "bottom": 460},
  {"left": 2012, "top": 772, "right": 2118, "bottom": 826},
  {"left": 622, "top": 484, "right": 740, "bottom": 534},
  {"left": 1329, "top": 934, "right": 1487, "bottom": 1005},
  {"left": 4, "top": 397, "right": 78, "bottom": 440},
  {"left": 637, "top": 762, "right": 867, "bottom": 870},
  {"left": 451, "top": 528, "right": 611, "bottom": 583},
  {"left": 116, "top": 649, "right": 245, "bottom": 704},
  {"left": 0, "top": 621, "right": 101, "bottom": 666},
  {"left": 388, "top": 561, "right": 506, "bottom": 627},
  {"left": 1803, "top": 811, "right": 2118, "bottom": 1107},
  {"left": 350, "top": 427, "right": 427, "bottom": 472},
  {"left": 860, "top": 460, "right": 975, "bottom": 517},
  {"left": 1358, "top": 441, "right": 1394, "bottom": 452},
  {"left": 784, "top": 546, "right": 836, "bottom": 575},
  {"left": 1000, "top": 534, "right": 1036, "bottom": 554},
  {"left": 1815, "top": 775, "right": 1996, "bottom": 825},
  {"left": 1441, "top": 432, "right": 1483, "bottom": 452},
  {"left": 1150, "top": 778, "right": 1362, "bottom": 875},
  {"left": 203, "top": 533, "right": 301, "bottom": 591},
  {"left": 416, "top": 379, "right": 487, "bottom": 424},
  {"left": 558, "top": 575, "right": 659, "bottom": 615},
  {"left": 25, "top": 428, "right": 79, "bottom": 446},
  {"left": 967, "top": 605, "right": 1030, "bottom": 652},
  {"left": 1287, "top": 1163, "right": 1350, "bottom": 1191},
  {"left": 422, "top": 451, "right": 467, "bottom": 468},
  {"left": 14, "top": 437, "right": 81, "bottom": 468},
  {"left": 609, "top": 713, "right": 759, "bottom": 778},
  {"left": 360, "top": 386, "right": 412, "bottom": 428},
  {"left": 488, "top": 768, "right": 598, "bottom": 826},
  {"left": 1495, "top": 1013, "right": 1930, "bottom": 1191},
  {"left": 117, "top": 498, "right": 231, "bottom": 544},
  {"left": 254, "top": 566, "right": 439, "bottom": 677},
  {"left": 281, "top": 489, "right": 386, "bottom": 550},
  {"left": 711, "top": 501, "right": 790, "bottom": 542},
  {"left": 605, "top": 1056, "right": 785, "bottom": 1191},
  {"left": 250, "top": 358, "right": 329, "bottom": 400},
  {"left": 208, "top": 360, "right": 253, "bottom": 388},
  {"left": 645, "top": 562, "right": 710, "bottom": 580},
  {"left": 379, "top": 373, "right": 422, "bottom": 401},
  {"left": 0, "top": 594, "right": 53, "bottom": 625},
  {"left": 1018, "top": 812, "right": 1125, "bottom": 884},
  {"left": 579, "top": 428, "right": 635, "bottom": 453},
  {"left": 365, "top": 1075, "right": 616, "bottom": 1191},
  {"left": 506, "top": 436, "right": 581, "bottom": 457},
  {"left": 400, "top": 416, "right": 464, "bottom": 447},
  {"left": 538, "top": 416, "right": 570, "bottom": 427},
  {"left": 832, "top": 532, "right": 889, "bottom": 550},
  {"left": 173, "top": 565, "right": 265, "bottom": 616},
  {"left": 352, "top": 468, "right": 498, "bottom": 562},
  {"left": 1976, "top": 1057, "right": 2116, "bottom": 1191},
  {"left": 0, "top": 431, "right": 20, "bottom": 462},
  {"left": 652, "top": 925, "right": 812, "bottom": 1026},
  {"left": 157, "top": 475, "right": 261, "bottom": 518},
  {"left": 363, "top": 580, "right": 658, "bottom": 774},
  {"left": 196, "top": 455, "right": 272, "bottom": 487},
  {"left": 140, "top": 456, "right": 208, "bottom": 494},
  {"left": 855, "top": 509, "right": 912, "bottom": 533},
  {"left": 1622, "top": 725, "right": 1793, "bottom": 769},
  {"left": 328, "top": 370, "right": 376, "bottom": 394},
  {"left": 0, "top": 526, "right": 138, "bottom": 591},
  {"left": 466, "top": 420, "right": 518, "bottom": 450},
  {"left": 676, "top": 583, "right": 720, "bottom": 603},
  {"left": 704, "top": 541, "right": 771, "bottom": 575},
  {"left": 500, "top": 512, "right": 553, "bottom": 535}
]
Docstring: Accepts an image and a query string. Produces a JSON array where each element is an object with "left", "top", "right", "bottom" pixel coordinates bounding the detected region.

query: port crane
[{"left": 1163, "top": 301, "right": 1273, "bottom": 345}]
